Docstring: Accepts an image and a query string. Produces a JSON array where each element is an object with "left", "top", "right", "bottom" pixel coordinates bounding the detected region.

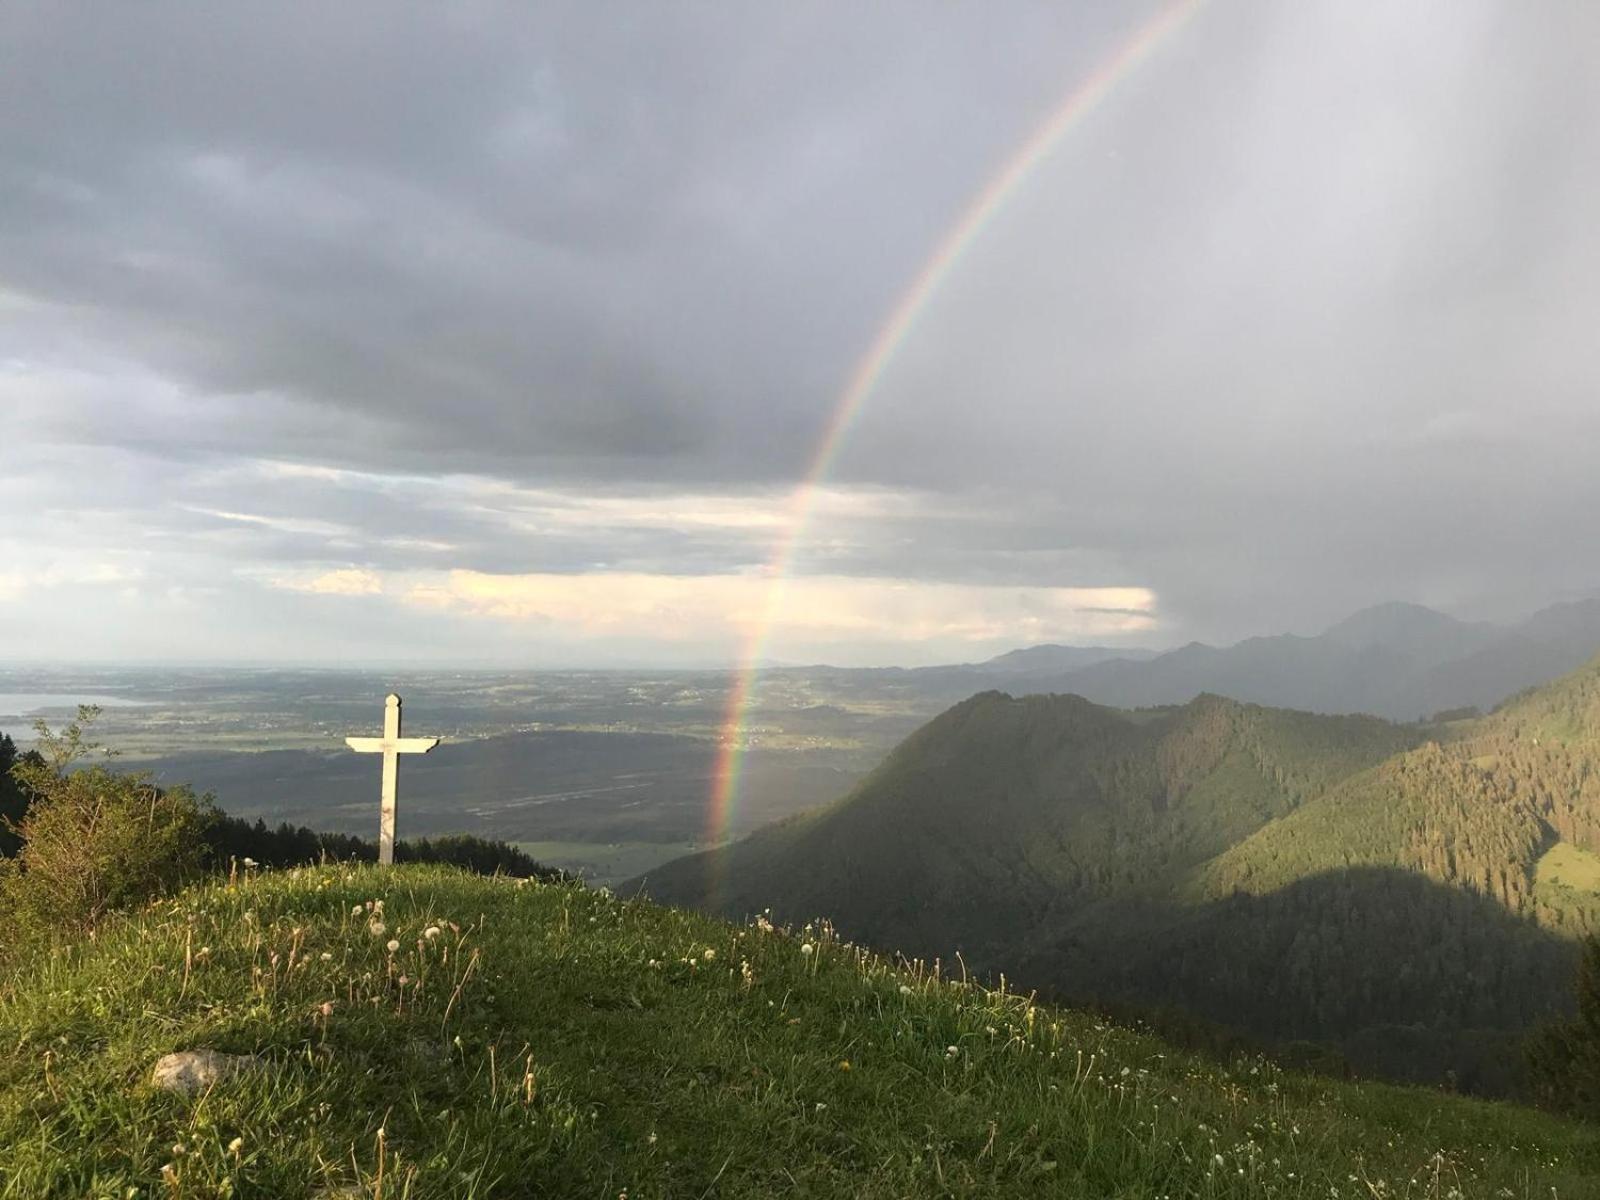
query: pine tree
[
  {"left": 0, "top": 734, "right": 27, "bottom": 857},
  {"left": 1528, "top": 937, "right": 1600, "bottom": 1116}
]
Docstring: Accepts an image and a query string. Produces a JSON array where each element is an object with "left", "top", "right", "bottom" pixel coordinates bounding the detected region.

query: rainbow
[{"left": 704, "top": 0, "right": 1203, "bottom": 861}]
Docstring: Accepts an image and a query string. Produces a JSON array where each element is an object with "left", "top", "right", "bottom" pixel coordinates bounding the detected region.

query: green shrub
[{"left": 0, "top": 708, "right": 207, "bottom": 953}]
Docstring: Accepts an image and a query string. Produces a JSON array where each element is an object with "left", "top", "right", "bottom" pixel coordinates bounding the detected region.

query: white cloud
[
  {"left": 0, "top": 560, "right": 141, "bottom": 602},
  {"left": 405, "top": 570, "right": 1155, "bottom": 645},
  {"left": 183, "top": 508, "right": 352, "bottom": 538},
  {"left": 272, "top": 568, "right": 385, "bottom": 597}
]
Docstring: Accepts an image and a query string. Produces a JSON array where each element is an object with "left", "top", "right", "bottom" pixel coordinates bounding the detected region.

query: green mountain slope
[
  {"left": 638, "top": 663, "right": 1600, "bottom": 1088},
  {"left": 639, "top": 691, "right": 1425, "bottom": 965},
  {"left": 1201, "top": 655, "right": 1600, "bottom": 930},
  {"left": 1, "top": 865, "right": 1595, "bottom": 1198}
]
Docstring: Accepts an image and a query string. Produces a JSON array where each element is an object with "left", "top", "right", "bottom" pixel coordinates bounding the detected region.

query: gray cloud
[{"left": 3, "top": 1, "right": 1599, "bottom": 663}]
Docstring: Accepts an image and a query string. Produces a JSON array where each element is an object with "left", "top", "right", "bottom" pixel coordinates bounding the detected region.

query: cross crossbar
[{"left": 343, "top": 693, "right": 439, "bottom": 864}]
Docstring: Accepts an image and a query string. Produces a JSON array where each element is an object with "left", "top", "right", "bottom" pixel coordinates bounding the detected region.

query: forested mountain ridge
[
  {"left": 636, "top": 691, "right": 1430, "bottom": 1000},
  {"left": 1200, "top": 653, "right": 1600, "bottom": 933},
  {"left": 637, "top": 658, "right": 1600, "bottom": 1090}
]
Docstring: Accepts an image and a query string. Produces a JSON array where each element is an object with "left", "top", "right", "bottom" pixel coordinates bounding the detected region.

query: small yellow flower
[{"left": 838, "top": 1060, "right": 851, "bottom": 1071}]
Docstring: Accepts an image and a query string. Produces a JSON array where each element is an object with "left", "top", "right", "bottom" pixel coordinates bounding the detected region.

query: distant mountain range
[
  {"left": 931, "top": 599, "right": 1600, "bottom": 720},
  {"left": 635, "top": 652, "right": 1600, "bottom": 1091}
]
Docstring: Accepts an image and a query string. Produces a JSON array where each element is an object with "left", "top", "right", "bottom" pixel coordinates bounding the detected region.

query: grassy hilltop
[{"left": 0, "top": 865, "right": 1596, "bottom": 1198}]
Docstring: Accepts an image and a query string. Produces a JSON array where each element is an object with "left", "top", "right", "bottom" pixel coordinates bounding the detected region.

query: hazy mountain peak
[
  {"left": 1518, "top": 597, "right": 1600, "bottom": 641},
  {"left": 1320, "top": 602, "right": 1466, "bottom": 648},
  {"left": 978, "top": 644, "right": 1158, "bottom": 674}
]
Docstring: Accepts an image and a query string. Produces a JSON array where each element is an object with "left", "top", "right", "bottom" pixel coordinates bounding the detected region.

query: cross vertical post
[{"left": 344, "top": 693, "right": 440, "bottom": 865}]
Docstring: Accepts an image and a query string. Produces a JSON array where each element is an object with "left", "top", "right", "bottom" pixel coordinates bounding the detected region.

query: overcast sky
[{"left": 4, "top": 1, "right": 1599, "bottom": 667}]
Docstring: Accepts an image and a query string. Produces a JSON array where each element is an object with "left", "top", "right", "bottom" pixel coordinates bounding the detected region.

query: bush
[{"left": 0, "top": 708, "right": 207, "bottom": 953}]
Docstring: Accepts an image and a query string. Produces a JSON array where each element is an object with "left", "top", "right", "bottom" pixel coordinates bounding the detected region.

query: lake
[{"left": 0, "top": 694, "right": 147, "bottom": 741}]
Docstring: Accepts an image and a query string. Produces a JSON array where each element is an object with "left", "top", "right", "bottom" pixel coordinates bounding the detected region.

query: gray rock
[{"left": 149, "top": 1049, "right": 258, "bottom": 1096}]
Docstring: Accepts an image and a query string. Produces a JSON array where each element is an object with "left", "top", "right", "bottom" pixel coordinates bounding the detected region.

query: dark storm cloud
[
  {"left": 4, "top": 0, "right": 1600, "bottom": 663},
  {"left": 0, "top": 2, "right": 1127, "bottom": 484}
]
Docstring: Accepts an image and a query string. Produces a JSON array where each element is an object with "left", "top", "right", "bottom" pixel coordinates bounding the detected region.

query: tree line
[{"left": 0, "top": 709, "right": 559, "bottom": 960}]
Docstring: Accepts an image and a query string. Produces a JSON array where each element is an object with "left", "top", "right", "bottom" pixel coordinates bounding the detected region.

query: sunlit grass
[
  {"left": 0, "top": 864, "right": 1594, "bottom": 1198},
  {"left": 1536, "top": 842, "right": 1600, "bottom": 894}
]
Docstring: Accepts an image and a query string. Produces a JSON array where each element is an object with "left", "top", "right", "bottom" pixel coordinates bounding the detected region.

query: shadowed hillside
[
  {"left": 636, "top": 659, "right": 1600, "bottom": 1088},
  {"left": 638, "top": 691, "right": 1423, "bottom": 962}
]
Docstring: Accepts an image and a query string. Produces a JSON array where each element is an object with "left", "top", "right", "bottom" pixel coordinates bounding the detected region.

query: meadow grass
[
  {"left": 0, "top": 864, "right": 1594, "bottom": 1198},
  {"left": 1536, "top": 842, "right": 1600, "bottom": 894}
]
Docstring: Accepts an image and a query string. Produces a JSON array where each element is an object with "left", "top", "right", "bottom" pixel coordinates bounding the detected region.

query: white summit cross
[{"left": 344, "top": 693, "right": 440, "bottom": 865}]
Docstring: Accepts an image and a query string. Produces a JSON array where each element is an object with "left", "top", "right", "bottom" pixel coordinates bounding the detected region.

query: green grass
[
  {"left": 1536, "top": 842, "right": 1600, "bottom": 894},
  {"left": 0, "top": 866, "right": 1595, "bottom": 1199}
]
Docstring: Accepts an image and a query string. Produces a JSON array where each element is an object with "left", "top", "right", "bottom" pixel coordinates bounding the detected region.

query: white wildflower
[{"left": 386, "top": 939, "right": 401, "bottom": 953}]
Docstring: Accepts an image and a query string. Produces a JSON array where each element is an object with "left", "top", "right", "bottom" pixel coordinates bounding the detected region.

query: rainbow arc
[{"left": 704, "top": 0, "right": 1204, "bottom": 875}]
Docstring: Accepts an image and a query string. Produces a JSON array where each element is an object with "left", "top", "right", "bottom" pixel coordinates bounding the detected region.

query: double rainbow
[{"left": 705, "top": 0, "right": 1203, "bottom": 858}]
